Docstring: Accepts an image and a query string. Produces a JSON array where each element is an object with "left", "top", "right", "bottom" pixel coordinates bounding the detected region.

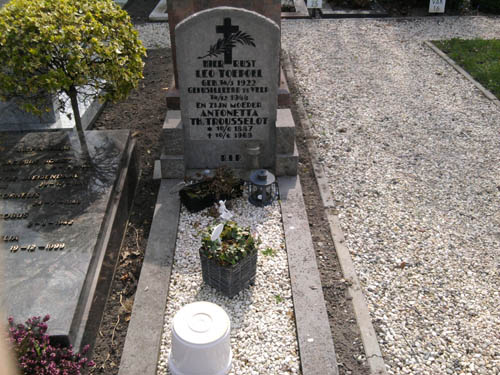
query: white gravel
[
  {"left": 282, "top": 16, "right": 500, "bottom": 375},
  {"left": 136, "top": 23, "right": 171, "bottom": 49},
  {"left": 156, "top": 197, "right": 300, "bottom": 375}
]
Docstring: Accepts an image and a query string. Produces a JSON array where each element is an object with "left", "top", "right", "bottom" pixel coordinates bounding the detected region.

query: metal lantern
[{"left": 248, "top": 169, "right": 278, "bottom": 207}]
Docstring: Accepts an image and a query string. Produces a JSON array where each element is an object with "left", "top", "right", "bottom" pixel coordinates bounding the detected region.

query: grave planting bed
[{"left": 157, "top": 197, "right": 301, "bottom": 374}]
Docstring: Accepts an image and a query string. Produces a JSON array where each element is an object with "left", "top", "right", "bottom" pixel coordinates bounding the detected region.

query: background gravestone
[
  {"left": 175, "top": 7, "right": 280, "bottom": 171},
  {"left": 0, "top": 97, "right": 59, "bottom": 127},
  {"left": 0, "top": 129, "right": 137, "bottom": 350}
]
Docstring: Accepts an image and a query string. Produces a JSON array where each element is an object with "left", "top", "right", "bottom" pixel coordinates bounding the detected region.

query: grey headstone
[
  {"left": 0, "top": 130, "right": 136, "bottom": 350},
  {"left": 175, "top": 7, "right": 280, "bottom": 170},
  {"left": 0, "top": 97, "right": 58, "bottom": 126}
]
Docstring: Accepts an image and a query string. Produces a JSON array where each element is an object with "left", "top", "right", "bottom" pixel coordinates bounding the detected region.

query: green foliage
[
  {"left": 274, "top": 294, "right": 283, "bottom": 303},
  {"left": 471, "top": 0, "right": 500, "bottom": 13},
  {"left": 200, "top": 221, "right": 259, "bottom": 267},
  {"left": 434, "top": 38, "right": 500, "bottom": 99},
  {"left": 0, "top": 0, "right": 146, "bottom": 116},
  {"left": 262, "top": 247, "right": 276, "bottom": 257}
]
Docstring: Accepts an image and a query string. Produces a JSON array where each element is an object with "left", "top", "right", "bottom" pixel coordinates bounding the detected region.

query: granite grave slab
[{"left": 0, "top": 129, "right": 137, "bottom": 350}]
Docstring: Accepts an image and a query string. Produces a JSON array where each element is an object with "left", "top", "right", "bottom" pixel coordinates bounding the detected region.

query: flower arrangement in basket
[{"left": 200, "top": 221, "right": 259, "bottom": 298}]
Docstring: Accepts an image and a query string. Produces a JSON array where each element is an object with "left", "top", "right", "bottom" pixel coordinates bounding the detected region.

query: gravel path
[
  {"left": 156, "top": 198, "right": 300, "bottom": 375},
  {"left": 282, "top": 16, "right": 500, "bottom": 375}
]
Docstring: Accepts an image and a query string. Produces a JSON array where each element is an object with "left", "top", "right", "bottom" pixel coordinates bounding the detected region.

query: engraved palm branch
[{"left": 198, "top": 31, "right": 256, "bottom": 59}]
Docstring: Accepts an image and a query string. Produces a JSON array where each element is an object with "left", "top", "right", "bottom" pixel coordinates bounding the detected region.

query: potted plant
[
  {"left": 199, "top": 221, "right": 258, "bottom": 297},
  {"left": 179, "top": 167, "right": 243, "bottom": 212}
]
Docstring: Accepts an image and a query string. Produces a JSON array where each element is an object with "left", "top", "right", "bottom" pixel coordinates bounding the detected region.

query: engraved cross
[{"left": 216, "top": 18, "right": 239, "bottom": 64}]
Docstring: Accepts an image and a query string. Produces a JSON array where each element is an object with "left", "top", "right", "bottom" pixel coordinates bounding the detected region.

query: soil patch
[{"left": 88, "top": 48, "right": 169, "bottom": 374}]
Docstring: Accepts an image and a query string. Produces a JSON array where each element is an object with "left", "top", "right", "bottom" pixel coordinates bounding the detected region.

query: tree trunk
[{"left": 68, "top": 86, "right": 90, "bottom": 158}]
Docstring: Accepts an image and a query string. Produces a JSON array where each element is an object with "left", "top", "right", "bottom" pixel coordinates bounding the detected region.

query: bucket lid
[{"left": 172, "top": 302, "right": 230, "bottom": 345}]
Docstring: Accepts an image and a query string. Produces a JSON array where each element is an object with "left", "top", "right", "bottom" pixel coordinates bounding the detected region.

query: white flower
[{"left": 210, "top": 223, "right": 224, "bottom": 242}]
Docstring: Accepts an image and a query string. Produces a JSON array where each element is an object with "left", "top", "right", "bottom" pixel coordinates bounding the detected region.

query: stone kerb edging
[
  {"left": 425, "top": 41, "right": 500, "bottom": 108},
  {"left": 320, "top": 0, "right": 389, "bottom": 19},
  {"left": 118, "top": 179, "right": 181, "bottom": 375},
  {"left": 281, "top": 50, "right": 389, "bottom": 375},
  {"left": 279, "top": 176, "right": 339, "bottom": 375}
]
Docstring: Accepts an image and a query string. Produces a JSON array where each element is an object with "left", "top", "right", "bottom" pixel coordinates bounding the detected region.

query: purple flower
[{"left": 6, "top": 316, "right": 95, "bottom": 375}]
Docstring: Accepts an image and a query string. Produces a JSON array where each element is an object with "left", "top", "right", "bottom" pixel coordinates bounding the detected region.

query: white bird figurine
[{"left": 218, "top": 200, "right": 233, "bottom": 221}]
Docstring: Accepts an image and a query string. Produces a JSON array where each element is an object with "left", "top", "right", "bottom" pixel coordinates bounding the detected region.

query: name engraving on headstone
[
  {"left": 0, "top": 137, "right": 83, "bottom": 257},
  {"left": 187, "top": 17, "right": 270, "bottom": 142}
]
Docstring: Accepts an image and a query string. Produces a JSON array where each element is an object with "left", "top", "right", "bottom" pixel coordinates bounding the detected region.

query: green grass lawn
[{"left": 434, "top": 38, "right": 500, "bottom": 99}]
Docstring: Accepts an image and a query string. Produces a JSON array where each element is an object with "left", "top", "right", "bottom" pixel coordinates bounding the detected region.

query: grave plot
[
  {"left": 157, "top": 197, "right": 300, "bottom": 374},
  {"left": 0, "top": 130, "right": 137, "bottom": 351},
  {"left": 119, "top": 6, "right": 336, "bottom": 375},
  {"left": 0, "top": 88, "right": 104, "bottom": 132}
]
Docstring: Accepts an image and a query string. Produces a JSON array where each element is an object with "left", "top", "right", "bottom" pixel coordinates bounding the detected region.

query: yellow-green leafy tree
[{"left": 0, "top": 0, "right": 146, "bottom": 134}]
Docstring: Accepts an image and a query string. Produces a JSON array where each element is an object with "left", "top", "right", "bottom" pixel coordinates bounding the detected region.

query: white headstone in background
[
  {"left": 175, "top": 7, "right": 279, "bottom": 170},
  {"left": 429, "top": 0, "right": 446, "bottom": 13},
  {"left": 307, "top": 0, "right": 322, "bottom": 9}
]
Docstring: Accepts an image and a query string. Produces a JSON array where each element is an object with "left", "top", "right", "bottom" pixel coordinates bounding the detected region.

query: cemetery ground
[
  {"left": 3, "top": 3, "right": 499, "bottom": 375},
  {"left": 84, "top": 14, "right": 500, "bottom": 375},
  {"left": 87, "top": 47, "right": 370, "bottom": 375}
]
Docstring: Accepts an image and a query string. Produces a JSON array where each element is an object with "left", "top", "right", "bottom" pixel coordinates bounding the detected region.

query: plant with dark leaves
[{"left": 201, "top": 221, "right": 258, "bottom": 267}]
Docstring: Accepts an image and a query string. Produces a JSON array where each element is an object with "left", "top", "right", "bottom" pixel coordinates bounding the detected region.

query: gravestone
[
  {"left": 0, "top": 88, "right": 104, "bottom": 131},
  {"left": 167, "top": 0, "right": 280, "bottom": 90},
  {"left": 159, "top": 6, "right": 297, "bottom": 177},
  {"left": 0, "top": 129, "right": 138, "bottom": 350},
  {"left": 0, "top": 97, "right": 59, "bottom": 128},
  {"left": 165, "top": 0, "right": 290, "bottom": 109}
]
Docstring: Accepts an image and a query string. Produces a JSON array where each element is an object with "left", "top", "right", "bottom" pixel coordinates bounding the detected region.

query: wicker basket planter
[
  {"left": 199, "top": 249, "right": 257, "bottom": 298},
  {"left": 199, "top": 221, "right": 259, "bottom": 298}
]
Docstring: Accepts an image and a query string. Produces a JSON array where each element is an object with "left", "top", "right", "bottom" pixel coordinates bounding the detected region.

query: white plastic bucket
[{"left": 169, "top": 301, "right": 232, "bottom": 375}]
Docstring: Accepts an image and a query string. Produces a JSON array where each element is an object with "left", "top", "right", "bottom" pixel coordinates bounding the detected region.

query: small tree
[{"left": 0, "top": 0, "right": 146, "bottom": 135}]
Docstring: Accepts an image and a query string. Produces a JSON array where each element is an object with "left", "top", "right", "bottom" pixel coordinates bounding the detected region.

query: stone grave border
[
  {"left": 281, "top": 50, "right": 388, "bottom": 375},
  {"left": 118, "top": 175, "right": 339, "bottom": 375},
  {"left": 425, "top": 41, "right": 500, "bottom": 108},
  {"left": 321, "top": 0, "right": 389, "bottom": 19},
  {"left": 0, "top": 129, "right": 139, "bottom": 352},
  {"left": 148, "top": 0, "right": 310, "bottom": 22},
  {"left": 77, "top": 132, "right": 139, "bottom": 351},
  {"left": 149, "top": 0, "right": 168, "bottom": 22}
]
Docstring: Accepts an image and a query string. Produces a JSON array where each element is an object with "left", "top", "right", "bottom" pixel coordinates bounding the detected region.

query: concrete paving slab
[
  {"left": 279, "top": 176, "right": 338, "bottom": 375},
  {"left": 118, "top": 179, "right": 181, "bottom": 375}
]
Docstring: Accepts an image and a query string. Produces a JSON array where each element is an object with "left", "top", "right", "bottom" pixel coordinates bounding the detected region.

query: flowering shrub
[{"left": 6, "top": 315, "right": 95, "bottom": 375}]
